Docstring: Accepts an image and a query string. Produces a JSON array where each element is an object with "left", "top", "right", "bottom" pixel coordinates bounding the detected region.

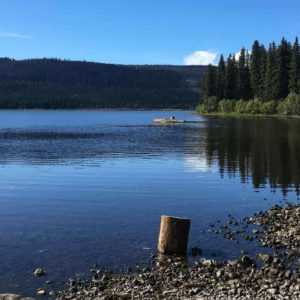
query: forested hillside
[
  {"left": 199, "top": 37, "right": 300, "bottom": 115},
  {"left": 0, "top": 58, "right": 205, "bottom": 109}
]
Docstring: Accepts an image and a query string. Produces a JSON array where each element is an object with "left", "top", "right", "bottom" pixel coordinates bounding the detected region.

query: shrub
[
  {"left": 196, "top": 94, "right": 300, "bottom": 115},
  {"left": 260, "top": 101, "right": 278, "bottom": 115},
  {"left": 197, "top": 96, "right": 218, "bottom": 113},
  {"left": 245, "top": 99, "right": 262, "bottom": 114},
  {"left": 218, "top": 99, "right": 236, "bottom": 113},
  {"left": 277, "top": 93, "right": 300, "bottom": 115},
  {"left": 235, "top": 100, "right": 248, "bottom": 114}
]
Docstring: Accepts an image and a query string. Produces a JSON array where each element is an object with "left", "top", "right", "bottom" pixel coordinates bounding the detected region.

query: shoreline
[
  {"left": 0, "top": 108, "right": 194, "bottom": 112},
  {"left": 3, "top": 203, "right": 300, "bottom": 299},
  {"left": 54, "top": 203, "right": 300, "bottom": 299},
  {"left": 197, "top": 112, "right": 300, "bottom": 119}
]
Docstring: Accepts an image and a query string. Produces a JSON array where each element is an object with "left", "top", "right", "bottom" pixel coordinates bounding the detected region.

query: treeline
[
  {"left": 199, "top": 37, "right": 300, "bottom": 115},
  {"left": 197, "top": 94, "right": 300, "bottom": 115},
  {"left": 0, "top": 58, "right": 205, "bottom": 109}
]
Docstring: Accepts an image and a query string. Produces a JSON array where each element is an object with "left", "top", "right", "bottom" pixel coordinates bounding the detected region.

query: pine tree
[
  {"left": 277, "top": 38, "right": 292, "bottom": 98},
  {"left": 202, "top": 37, "right": 300, "bottom": 105},
  {"left": 202, "top": 64, "right": 217, "bottom": 98},
  {"left": 250, "top": 41, "right": 267, "bottom": 99},
  {"left": 237, "top": 48, "right": 252, "bottom": 99},
  {"left": 250, "top": 40, "right": 262, "bottom": 98},
  {"left": 225, "top": 54, "right": 238, "bottom": 99},
  {"left": 289, "top": 37, "right": 300, "bottom": 93},
  {"left": 259, "top": 45, "right": 267, "bottom": 99},
  {"left": 216, "top": 55, "right": 226, "bottom": 100},
  {"left": 264, "top": 42, "right": 280, "bottom": 100},
  {"left": 245, "top": 50, "right": 253, "bottom": 98}
]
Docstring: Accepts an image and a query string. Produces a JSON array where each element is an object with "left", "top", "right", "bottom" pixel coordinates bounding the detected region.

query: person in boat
[{"left": 170, "top": 116, "right": 176, "bottom": 120}]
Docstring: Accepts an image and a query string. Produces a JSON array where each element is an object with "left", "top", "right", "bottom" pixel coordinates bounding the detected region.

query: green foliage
[
  {"left": 260, "top": 101, "right": 278, "bottom": 115},
  {"left": 218, "top": 99, "right": 236, "bottom": 113},
  {"left": 264, "top": 42, "right": 279, "bottom": 100},
  {"left": 289, "top": 38, "right": 300, "bottom": 94},
  {"left": 216, "top": 55, "right": 226, "bottom": 100},
  {"left": 0, "top": 58, "right": 204, "bottom": 109},
  {"left": 197, "top": 95, "right": 300, "bottom": 116},
  {"left": 225, "top": 55, "right": 238, "bottom": 99},
  {"left": 201, "top": 36, "right": 299, "bottom": 105},
  {"left": 278, "top": 38, "right": 292, "bottom": 99},
  {"left": 197, "top": 96, "right": 218, "bottom": 113},
  {"left": 235, "top": 100, "right": 249, "bottom": 114},
  {"left": 277, "top": 93, "right": 300, "bottom": 115},
  {"left": 237, "top": 48, "right": 252, "bottom": 100},
  {"left": 245, "top": 99, "right": 262, "bottom": 114},
  {"left": 202, "top": 65, "right": 217, "bottom": 98},
  {"left": 250, "top": 41, "right": 266, "bottom": 98},
  {"left": 234, "top": 99, "right": 262, "bottom": 114}
]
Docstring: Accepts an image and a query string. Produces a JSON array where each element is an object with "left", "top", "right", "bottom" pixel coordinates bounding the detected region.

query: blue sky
[{"left": 0, "top": 0, "right": 299, "bottom": 65}]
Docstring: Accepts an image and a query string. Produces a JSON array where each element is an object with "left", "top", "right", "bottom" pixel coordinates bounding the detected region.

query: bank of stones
[{"left": 56, "top": 204, "right": 300, "bottom": 299}]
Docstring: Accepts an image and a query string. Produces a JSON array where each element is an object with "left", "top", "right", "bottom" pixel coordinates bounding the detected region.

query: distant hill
[{"left": 0, "top": 58, "right": 206, "bottom": 109}]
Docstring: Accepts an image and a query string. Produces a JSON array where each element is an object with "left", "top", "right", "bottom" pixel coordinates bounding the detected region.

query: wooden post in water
[{"left": 157, "top": 215, "right": 191, "bottom": 255}]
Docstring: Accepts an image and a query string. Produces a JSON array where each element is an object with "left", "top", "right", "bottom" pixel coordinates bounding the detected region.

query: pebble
[
  {"left": 36, "top": 289, "right": 46, "bottom": 296},
  {"left": 0, "top": 295, "right": 21, "bottom": 300},
  {"left": 55, "top": 204, "right": 300, "bottom": 299},
  {"left": 33, "top": 268, "right": 46, "bottom": 277}
]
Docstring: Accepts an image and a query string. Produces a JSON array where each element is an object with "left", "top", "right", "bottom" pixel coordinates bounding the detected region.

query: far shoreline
[
  {"left": 0, "top": 108, "right": 193, "bottom": 111},
  {"left": 197, "top": 111, "right": 300, "bottom": 119}
]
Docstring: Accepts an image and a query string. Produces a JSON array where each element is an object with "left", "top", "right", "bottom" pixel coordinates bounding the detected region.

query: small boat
[{"left": 153, "top": 116, "right": 185, "bottom": 124}]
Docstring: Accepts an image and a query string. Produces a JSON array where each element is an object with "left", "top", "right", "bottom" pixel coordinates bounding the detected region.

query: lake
[{"left": 0, "top": 110, "right": 299, "bottom": 296}]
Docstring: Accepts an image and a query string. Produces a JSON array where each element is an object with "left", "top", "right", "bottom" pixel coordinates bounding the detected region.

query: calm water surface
[{"left": 0, "top": 110, "right": 300, "bottom": 296}]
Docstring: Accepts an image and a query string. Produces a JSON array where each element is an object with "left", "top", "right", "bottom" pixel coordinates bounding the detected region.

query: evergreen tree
[
  {"left": 259, "top": 45, "right": 267, "bottom": 99},
  {"left": 250, "top": 40, "right": 263, "bottom": 98},
  {"left": 277, "top": 38, "right": 292, "bottom": 98},
  {"left": 289, "top": 37, "right": 300, "bottom": 93},
  {"left": 216, "top": 55, "right": 226, "bottom": 100},
  {"left": 245, "top": 51, "right": 252, "bottom": 99},
  {"left": 250, "top": 41, "right": 267, "bottom": 99},
  {"left": 200, "top": 36, "right": 300, "bottom": 107},
  {"left": 225, "top": 54, "right": 238, "bottom": 99},
  {"left": 202, "top": 64, "right": 217, "bottom": 98},
  {"left": 237, "top": 48, "right": 252, "bottom": 99},
  {"left": 246, "top": 50, "right": 253, "bottom": 98},
  {"left": 264, "top": 42, "right": 280, "bottom": 100}
]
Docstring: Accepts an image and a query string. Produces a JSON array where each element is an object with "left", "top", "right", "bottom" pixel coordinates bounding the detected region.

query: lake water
[{"left": 0, "top": 110, "right": 300, "bottom": 296}]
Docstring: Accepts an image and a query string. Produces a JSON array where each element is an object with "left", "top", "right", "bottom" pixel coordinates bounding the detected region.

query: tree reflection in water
[{"left": 202, "top": 117, "right": 300, "bottom": 196}]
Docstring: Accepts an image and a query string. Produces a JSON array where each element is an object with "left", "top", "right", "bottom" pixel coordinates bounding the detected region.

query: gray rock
[
  {"left": 257, "top": 253, "right": 272, "bottom": 264},
  {"left": 36, "top": 289, "right": 46, "bottom": 296},
  {"left": 33, "top": 268, "right": 46, "bottom": 277},
  {"left": 0, "top": 294, "right": 21, "bottom": 300},
  {"left": 239, "top": 255, "right": 255, "bottom": 268}
]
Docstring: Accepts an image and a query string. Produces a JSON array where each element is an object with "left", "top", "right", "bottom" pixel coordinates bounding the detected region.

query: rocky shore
[
  {"left": 54, "top": 203, "right": 300, "bottom": 299},
  {"left": 56, "top": 251, "right": 300, "bottom": 299},
  {"left": 7, "top": 203, "right": 300, "bottom": 299}
]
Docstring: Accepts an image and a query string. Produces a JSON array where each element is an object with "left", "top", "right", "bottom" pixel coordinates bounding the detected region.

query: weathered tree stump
[{"left": 157, "top": 215, "right": 191, "bottom": 255}]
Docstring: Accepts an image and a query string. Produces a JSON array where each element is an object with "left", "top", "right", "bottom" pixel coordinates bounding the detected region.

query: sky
[{"left": 0, "top": 0, "right": 299, "bottom": 65}]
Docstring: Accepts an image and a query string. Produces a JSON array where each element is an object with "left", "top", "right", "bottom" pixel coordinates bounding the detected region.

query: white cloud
[
  {"left": 235, "top": 49, "right": 251, "bottom": 61},
  {"left": 0, "top": 32, "right": 32, "bottom": 39},
  {"left": 235, "top": 51, "right": 241, "bottom": 61},
  {"left": 184, "top": 50, "right": 218, "bottom": 66}
]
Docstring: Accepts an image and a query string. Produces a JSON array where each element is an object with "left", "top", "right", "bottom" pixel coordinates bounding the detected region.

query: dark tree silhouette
[{"left": 0, "top": 58, "right": 206, "bottom": 109}]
